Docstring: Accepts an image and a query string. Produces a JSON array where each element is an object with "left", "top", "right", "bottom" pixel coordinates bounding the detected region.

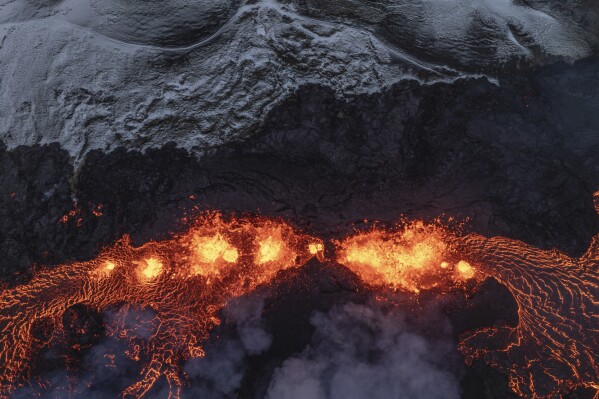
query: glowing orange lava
[
  {"left": 454, "top": 233, "right": 599, "bottom": 398},
  {"left": 137, "top": 257, "right": 164, "bottom": 281},
  {"left": 0, "top": 213, "right": 323, "bottom": 399},
  {"left": 335, "top": 215, "right": 599, "bottom": 398},
  {"left": 1, "top": 206, "right": 598, "bottom": 399},
  {"left": 451, "top": 191, "right": 599, "bottom": 398},
  {"left": 308, "top": 242, "right": 324, "bottom": 255},
  {"left": 188, "top": 233, "right": 239, "bottom": 277},
  {"left": 336, "top": 221, "right": 477, "bottom": 292}
]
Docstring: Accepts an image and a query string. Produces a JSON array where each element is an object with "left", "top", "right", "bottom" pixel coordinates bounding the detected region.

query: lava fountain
[
  {"left": 0, "top": 213, "right": 323, "bottom": 399},
  {"left": 1, "top": 207, "right": 598, "bottom": 398},
  {"left": 335, "top": 220, "right": 478, "bottom": 293},
  {"left": 336, "top": 216, "right": 599, "bottom": 398}
]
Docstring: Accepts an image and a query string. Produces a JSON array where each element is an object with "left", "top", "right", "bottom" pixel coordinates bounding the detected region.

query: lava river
[
  {"left": 0, "top": 214, "right": 323, "bottom": 398},
  {"left": 1, "top": 208, "right": 598, "bottom": 398}
]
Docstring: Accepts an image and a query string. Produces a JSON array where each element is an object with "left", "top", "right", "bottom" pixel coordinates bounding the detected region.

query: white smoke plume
[
  {"left": 9, "top": 297, "right": 463, "bottom": 399},
  {"left": 182, "top": 295, "right": 273, "bottom": 398},
  {"left": 10, "top": 296, "right": 273, "bottom": 399},
  {"left": 266, "top": 302, "right": 461, "bottom": 399}
]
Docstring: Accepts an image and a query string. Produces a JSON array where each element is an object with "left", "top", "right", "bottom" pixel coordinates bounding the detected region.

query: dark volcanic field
[{"left": 1, "top": 56, "right": 598, "bottom": 398}]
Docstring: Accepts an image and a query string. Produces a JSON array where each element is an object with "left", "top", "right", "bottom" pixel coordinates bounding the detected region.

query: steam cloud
[
  {"left": 11, "top": 297, "right": 462, "bottom": 399},
  {"left": 266, "top": 302, "right": 461, "bottom": 399},
  {"left": 183, "top": 296, "right": 273, "bottom": 399},
  {"left": 11, "top": 296, "right": 273, "bottom": 399}
]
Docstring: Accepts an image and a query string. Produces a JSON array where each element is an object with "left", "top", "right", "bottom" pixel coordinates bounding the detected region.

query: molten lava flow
[
  {"left": 2, "top": 205, "right": 599, "bottom": 399},
  {"left": 0, "top": 213, "right": 323, "bottom": 399},
  {"left": 335, "top": 216, "right": 599, "bottom": 398},
  {"left": 452, "top": 191, "right": 599, "bottom": 397},
  {"left": 335, "top": 221, "right": 478, "bottom": 293},
  {"left": 454, "top": 233, "right": 599, "bottom": 398}
]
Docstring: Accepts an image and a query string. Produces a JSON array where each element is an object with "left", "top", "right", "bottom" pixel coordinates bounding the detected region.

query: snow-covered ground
[{"left": 0, "top": 0, "right": 595, "bottom": 163}]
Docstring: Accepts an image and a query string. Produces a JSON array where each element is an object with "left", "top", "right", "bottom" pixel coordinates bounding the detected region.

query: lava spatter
[
  {"left": 335, "top": 217, "right": 599, "bottom": 398},
  {"left": 0, "top": 213, "right": 323, "bottom": 399},
  {"left": 335, "top": 221, "right": 479, "bottom": 293},
  {"left": 1, "top": 211, "right": 598, "bottom": 399}
]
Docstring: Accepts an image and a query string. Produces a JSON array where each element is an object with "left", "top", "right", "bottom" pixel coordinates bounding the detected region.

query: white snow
[{"left": 0, "top": 0, "right": 594, "bottom": 164}]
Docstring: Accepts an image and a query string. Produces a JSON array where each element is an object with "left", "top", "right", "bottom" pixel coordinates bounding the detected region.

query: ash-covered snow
[{"left": 0, "top": 0, "right": 596, "bottom": 163}]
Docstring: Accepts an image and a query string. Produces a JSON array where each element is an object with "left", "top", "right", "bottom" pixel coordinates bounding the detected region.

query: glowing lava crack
[{"left": 1, "top": 210, "right": 598, "bottom": 399}]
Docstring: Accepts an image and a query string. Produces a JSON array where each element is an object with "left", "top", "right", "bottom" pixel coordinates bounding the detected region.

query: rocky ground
[
  {"left": 2, "top": 56, "right": 598, "bottom": 280},
  {"left": 1, "top": 0, "right": 597, "bottom": 163},
  {"left": 1, "top": 54, "right": 598, "bottom": 398}
]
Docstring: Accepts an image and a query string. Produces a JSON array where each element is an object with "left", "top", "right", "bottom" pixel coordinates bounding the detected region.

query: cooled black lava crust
[{"left": 0, "top": 56, "right": 597, "bottom": 399}]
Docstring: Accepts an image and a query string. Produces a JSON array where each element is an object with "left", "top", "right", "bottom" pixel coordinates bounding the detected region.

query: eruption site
[
  {"left": 0, "top": 213, "right": 323, "bottom": 399},
  {"left": 1, "top": 1, "right": 598, "bottom": 397},
  {"left": 339, "top": 219, "right": 599, "bottom": 398},
  {"left": 0, "top": 208, "right": 598, "bottom": 398},
  {"left": 335, "top": 221, "right": 477, "bottom": 293}
]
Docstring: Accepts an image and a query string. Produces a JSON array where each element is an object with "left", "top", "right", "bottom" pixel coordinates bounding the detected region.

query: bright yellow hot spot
[
  {"left": 95, "top": 260, "right": 116, "bottom": 278},
  {"left": 193, "top": 234, "right": 239, "bottom": 264},
  {"left": 344, "top": 241, "right": 439, "bottom": 273},
  {"left": 222, "top": 249, "right": 239, "bottom": 263},
  {"left": 336, "top": 222, "right": 448, "bottom": 292},
  {"left": 345, "top": 245, "right": 382, "bottom": 267},
  {"left": 308, "top": 242, "right": 324, "bottom": 255},
  {"left": 440, "top": 261, "right": 449, "bottom": 269},
  {"left": 139, "top": 257, "right": 163, "bottom": 280},
  {"left": 257, "top": 236, "right": 282, "bottom": 264},
  {"left": 456, "top": 260, "right": 475, "bottom": 279},
  {"left": 189, "top": 234, "right": 240, "bottom": 277}
]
